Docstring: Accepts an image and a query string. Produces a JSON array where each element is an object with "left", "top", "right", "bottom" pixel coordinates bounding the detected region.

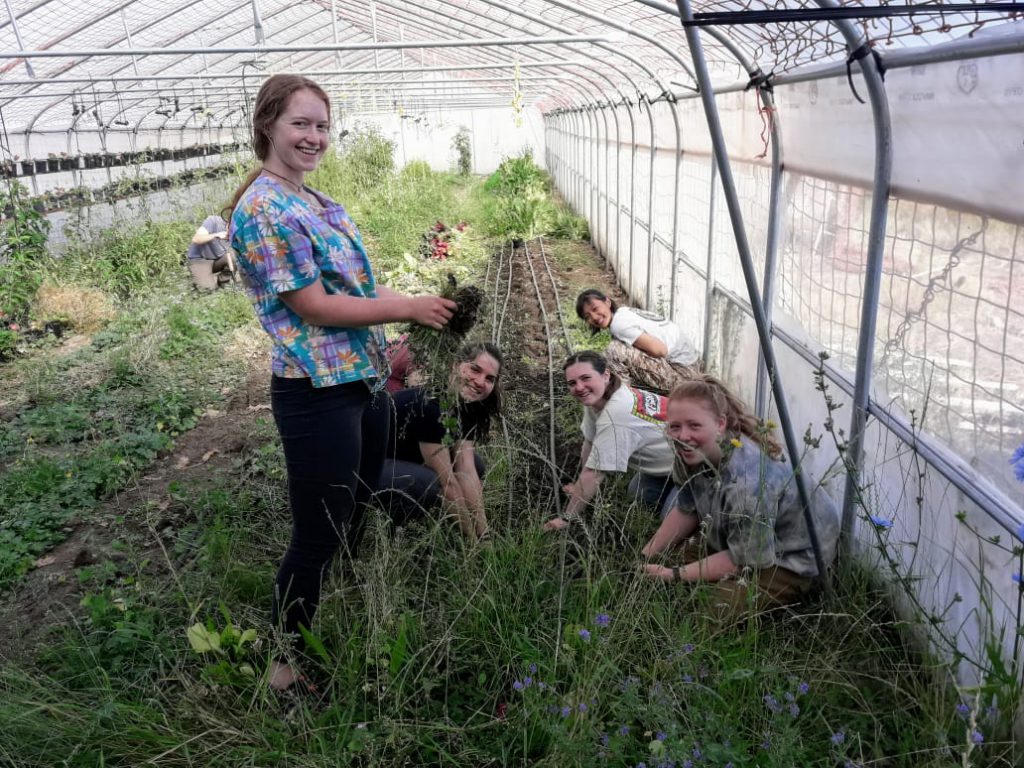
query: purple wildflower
[
  {"left": 789, "top": 702, "right": 800, "bottom": 718},
  {"left": 681, "top": 674, "right": 693, "bottom": 683},
  {"left": 578, "top": 702, "right": 588, "bottom": 713},
  {"left": 579, "top": 628, "right": 591, "bottom": 642},
  {"left": 971, "top": 729, "right": 984, "bottom": 744},
  {"left": 561, "top": 706, "right": 571, "bottom": 718},
  {"left": 798, "top": 681, "right": 810, "bottom": 695},
  {"left": 764, "top": 694, "right": 783, "bottom": 714},
  {"left": 512, "top": 680, "right": 524, "bottom": 692},
  {"left": 529, "top": 663, "right": 538, "bottom": 674},
  {"left": 956, "top": 703, "right": 970, "bottom": 719},
  {"left": 831, "top": 730, "right": 846, "bottom": 746},
  {"left": 682, "top": 642, "right": 695, "bottom": 654},
  {"left": 1010, "top": 443, "right": 1024, "bottom": 483},
  {"left": 618, "top": 725, "right": 630, "bottom": 736},
  {"left": 869, "top": 515, "right": 893, "bottom": 529},
  {"left": 595, "top": 613, "right": 611, "bottom": 628},
  {"left": 600, "top": 733, "right": 610, "bottom": 747},
  {"left": 656, "top": 731, "right": 666, "bottom": 741},
  {"left": 784, "top": 691, "right": 795, "bottom": 703}
]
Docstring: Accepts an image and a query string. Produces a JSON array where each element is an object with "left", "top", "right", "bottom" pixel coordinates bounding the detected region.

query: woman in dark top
[{"left": 381, "top": 342, "right": 502, "bottom": 542}]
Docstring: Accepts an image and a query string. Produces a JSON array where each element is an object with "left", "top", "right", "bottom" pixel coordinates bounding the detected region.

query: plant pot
[
  {"left": 47, "top": 158, "right": 60, "bottom": 173},
  {"left": 60, "top": 157, "right": 78, "bottom": 171},
  {"left": 20, "top": 161, "right": 34, "bottom": 176},
  {"left": 35, "top": 159, "right": 48, "bottom": 174}
]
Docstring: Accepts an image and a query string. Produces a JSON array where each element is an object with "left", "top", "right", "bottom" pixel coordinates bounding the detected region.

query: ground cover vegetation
[{"left": 0, "top": 129, "right": 1019, "bottom": 766}]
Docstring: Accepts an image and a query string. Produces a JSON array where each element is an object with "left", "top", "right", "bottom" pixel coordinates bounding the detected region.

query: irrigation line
[
  {"left": 522, "top": 240, "right": 563, "bottom": 518},
  {"left": 537, "top": 236, "right": 574, "bottom": 354}
]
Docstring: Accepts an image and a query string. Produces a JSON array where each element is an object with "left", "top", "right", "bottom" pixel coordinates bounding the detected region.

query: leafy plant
[
  {"left": 0, "top": 180, "right": 51, "bottom": 320},
  {"left": 452, "top": 128, "right": 472, "bottom": 176}
]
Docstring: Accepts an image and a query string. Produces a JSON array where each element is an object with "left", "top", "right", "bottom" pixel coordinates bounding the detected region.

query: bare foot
[
  {"left": 542, "top": 517, "right": 570, "bottom": 532},
  {"left": 268, "top": 660, "right": 298, "bottom": 691}
]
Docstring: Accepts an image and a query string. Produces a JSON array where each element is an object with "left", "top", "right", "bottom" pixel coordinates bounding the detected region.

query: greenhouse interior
[{"left": 0, "top": 0, "right": 1022, "bottom": 765}]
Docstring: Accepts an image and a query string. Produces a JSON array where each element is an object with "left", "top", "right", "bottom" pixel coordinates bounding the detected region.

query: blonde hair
[{"left": 668, "top": 374, "right": 783, "bottom": 459}]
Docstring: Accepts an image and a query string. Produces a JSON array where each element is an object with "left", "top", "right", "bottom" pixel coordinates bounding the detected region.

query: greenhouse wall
[{"left": 545, "top": 50, "right": 1024, "bottom": 689}]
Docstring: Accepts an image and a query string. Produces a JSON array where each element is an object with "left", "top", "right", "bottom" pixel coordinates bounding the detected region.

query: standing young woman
[
  {"left": 576, "top": 288, "right": 699, "bottom": 393},
  {"left": 380, "top": 342, "right": 503, "bottom": 541},
  {"left": 543, "top": 350, "right": 676, "bottom": 532},
  {"left": 228, "top": 74, "right": 456, "bottom": 692},
  {"left": 641, "top": 376, "right": 840, "bottom": 619}
]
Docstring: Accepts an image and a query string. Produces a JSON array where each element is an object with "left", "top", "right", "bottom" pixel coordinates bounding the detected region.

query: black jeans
[
  {"left": 270, "top": 375, "right": 390, "bottom": 647},
  {"left": 379, "top": 453, "right": 486, "bottom": 525}
]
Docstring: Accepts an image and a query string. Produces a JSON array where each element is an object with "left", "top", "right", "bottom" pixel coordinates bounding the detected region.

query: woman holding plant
[
  {"left": 576, "top": 288, "right": 699, "bottom": 393},
  {"left": 543, "top": 350, "right": 676, "bottom": 532},
  {"left": 380, "top": 342, "right": 502, "bottom": 542},
  {"left": 227, "top": 74, "right": 455, "bottom": 693},
  {"left": 641, "top": 375, "right": 839, "bottom": 619}
]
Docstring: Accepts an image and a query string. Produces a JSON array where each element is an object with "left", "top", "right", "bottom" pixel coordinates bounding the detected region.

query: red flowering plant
[{"left": 419, "top": 219, "right": 468, "bottom": 261}]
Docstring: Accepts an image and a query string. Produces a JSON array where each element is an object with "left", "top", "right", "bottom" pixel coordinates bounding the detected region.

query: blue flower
[
  {"left": 868, "top": 515, "right": 894, "bottom": 529},
  {"left": 523, "top": 677, "right": 532, "bottom": 687},
  {"left": 595, "top": 613, "right": 611, "bottom": 628},
  {"left": 600, "top": 732, "right": 610, "bottom": 747},
  {"left": 619, "top": 725, "right": 630, "bottom": 736},
  {"left": 797, "top": 681, "right": 810, "bottom": 695},
  {"left": 636, "top": 763, "right": 647, "bottom": 768},
  {"left": 655, "top": 731, "right": 666, "bottom": 741},
  {"left": 956, "top": 703, "right": 970, "bottom": 719},
  {"left": 513, "top": 680, "right": 524, "bottom": 692},
  {"left": 831, "top": 730, "right": 846, "bottom": 746},
  {"left": 578, "top": 702, "right": 588, "bottom": 713},
  {"left": 1013, "top": 573, "right": 1022, "bottom": 585},
  {"left": 789, "top": 702, "right": 800, "bottom": 718},
  {"left": 971, "top": 729, "right": 984, "bottom": 744},
  {"left": 560, "top": 706, "right": 571, "bottom": 718},
  {"left": 764, "top": 694, "right": 783, "bottom": 714},
  {"left": 529, "top": 663, "right": 538, "bottom": 674},
  {"left": 579, "top": 628, "right": 591, "bottom": 642},
  {"left": 681, "top": 642, "right": 695, "bottom": 654},
  {"left": 1010, "top": 443, "right": 1024, "bottom": 483},
  {"left": 681, "top": 674, "right": 693, "bottom": 683}
]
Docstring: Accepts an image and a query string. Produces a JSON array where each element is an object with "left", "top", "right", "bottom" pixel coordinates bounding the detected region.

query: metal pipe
[
  {"left": 812, "top": 0, "right": 895, "bottom": 546},
  {"left": 703, "top": 152, "right": 717, "bottom": 362},
  {"left": 675, "top": 0, "right": 829, "bottom": 583},
  {"left": 642, "top": 95, "right": 657, "bottom": 310},
  {"left": 0, "top": 35, "right": 613, "bottom": 59},
  {"left": 2, "top": 0, "right": 33, "bottom": 77}
]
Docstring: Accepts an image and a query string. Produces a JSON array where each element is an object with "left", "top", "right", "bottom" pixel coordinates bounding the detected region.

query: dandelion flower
[{"left": 730, "top": 438, "right": 742, "bottom": 448}]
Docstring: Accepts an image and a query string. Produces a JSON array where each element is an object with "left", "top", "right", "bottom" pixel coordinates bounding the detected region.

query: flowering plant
[{"left": 419, "top": 219, "right": 468, "bottom": 261}]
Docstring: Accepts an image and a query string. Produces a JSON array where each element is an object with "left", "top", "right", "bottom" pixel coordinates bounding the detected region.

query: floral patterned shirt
[
  {"left": 229, "top": 175, "right": 388, "bottom": 387},
  {"left": 671, "top": 437, "right": 840, "bottom": 578}
]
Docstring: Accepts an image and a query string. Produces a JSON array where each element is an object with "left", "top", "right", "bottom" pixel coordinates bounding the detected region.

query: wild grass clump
[{"left": 32, "top": 280, "right": 117, "bottom": 333}]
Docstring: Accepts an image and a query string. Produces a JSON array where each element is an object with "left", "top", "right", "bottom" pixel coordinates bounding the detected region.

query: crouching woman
[
  {"left": 543, "top": 350, "right": 676, "bottom": 532},
  {"left": 641, "top": 376, "right": 839, "bottom": 618},
  {"left": 380, "top": 342, "right": 502, "bottom": 542}
]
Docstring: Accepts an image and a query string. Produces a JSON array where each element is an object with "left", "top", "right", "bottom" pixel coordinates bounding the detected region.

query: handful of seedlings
[{"left": 402, "top": 274, "right": 485, "bottom": 392}]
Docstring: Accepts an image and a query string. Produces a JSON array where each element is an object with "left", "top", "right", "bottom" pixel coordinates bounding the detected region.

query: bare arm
[
  {"left": 453, "top": 441, "right": 488, "bottom": 537},
  {"left": 280, "top": 280, "right": 455, "bottom": 329},
  {"left": 191, "top": 226, "right": 226, "bottom": 245},
  {"left": 632, "top": 332, "right": 668, "bottom": 358},
  {"left": 644, "top": 550, "right": 738, "bottom": 583},
  {"left": 544, "top": 441, "right": 602, "bottom": 531},
  {"left": 421, "top": 441, "right": 476, "bottom": 540},
  {"left": 641, "top": 506, "right": 699, "bottom": 558}
]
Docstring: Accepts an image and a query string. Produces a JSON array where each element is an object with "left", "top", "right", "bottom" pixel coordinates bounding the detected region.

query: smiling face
[
  {"left": 564, "top": 361, "right": 610, "bottom": 409},
  {"left": 665, "top": 396, "right": 727, "bottom": 467},
  {"left": 264, "top": 88, "right": 330, "bottom": 179},
  {"left": 580, "top": 297, "right": 614, "bottom": 330},
  {"left": 456, "top": 352, "right": 501, "bottom": 403}
]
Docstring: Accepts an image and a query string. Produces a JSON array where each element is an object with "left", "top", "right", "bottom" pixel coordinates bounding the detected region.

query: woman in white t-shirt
[
  {"left": 576, "top": 288, "right": 699, "bottom": 392},
  {"left": 543, "top": 350, "right": 676, "bottom": 532}
]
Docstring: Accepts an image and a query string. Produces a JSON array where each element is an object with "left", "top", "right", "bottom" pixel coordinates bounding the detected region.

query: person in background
[
  {"left": 380, "top": 342, "right": 502, "bottom": 542},
  {"left": 576, "top": 288, "right": 699, "bottom": 392},
  {"left": 543, "top": 350, "right": 676, "bottom": 532},
  {"left": 227, "top": 73, "right": 456, "bottom": 694},
  {"left": 641, "top": 375, "right": 839, "bottom": 620},
  {"left": 186, "top": 214, "right": 236, "bottom": 290}
]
